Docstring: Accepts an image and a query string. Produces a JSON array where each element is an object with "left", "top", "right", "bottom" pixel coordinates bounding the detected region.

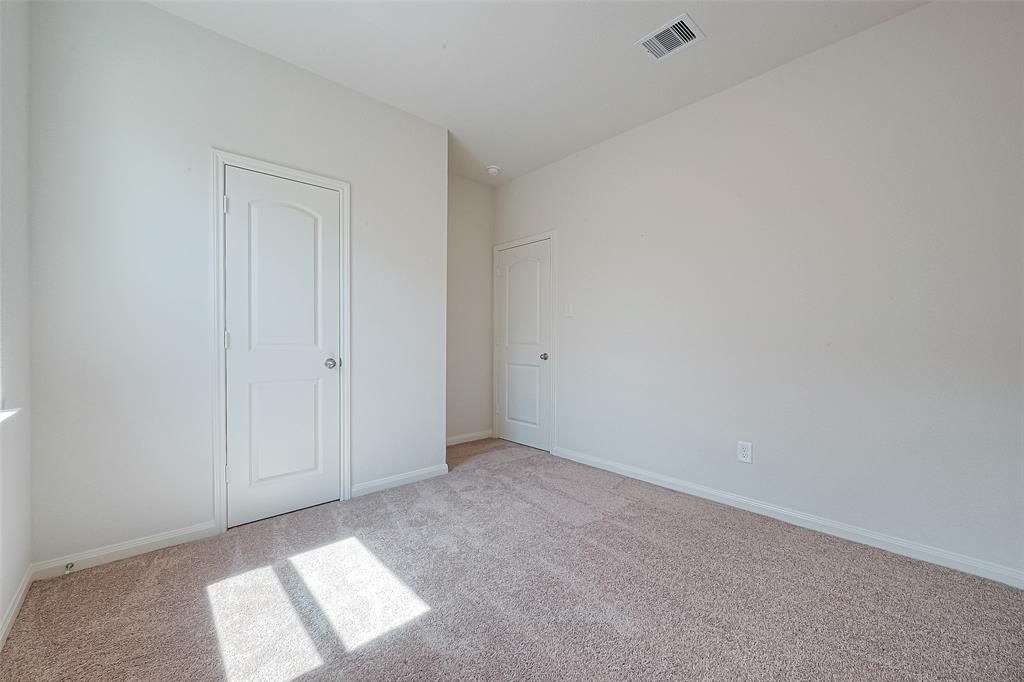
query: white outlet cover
[{"left": 737, "top": 441, "right": 753, "bottom": 463}]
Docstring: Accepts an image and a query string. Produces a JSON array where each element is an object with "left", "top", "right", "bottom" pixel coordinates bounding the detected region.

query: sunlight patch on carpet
[
  {"left": 207, "top": 566, "right": 322, "bottom": 682},
  {"left": 289, "top": 537, "right": 430, "bottom": 650}
]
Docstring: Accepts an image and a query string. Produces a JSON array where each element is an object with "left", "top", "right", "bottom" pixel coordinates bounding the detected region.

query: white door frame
[
  {"left": 493, "top": 231, "right": 558, "bottom": 451},
  {"left": 211, "top": 149, "right": 352, "bottom": 533}
]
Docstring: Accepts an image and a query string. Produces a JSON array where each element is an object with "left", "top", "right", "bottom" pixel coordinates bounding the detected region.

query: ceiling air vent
[{"left": 636, "top": 14, "right": 704, "bottom": 61}]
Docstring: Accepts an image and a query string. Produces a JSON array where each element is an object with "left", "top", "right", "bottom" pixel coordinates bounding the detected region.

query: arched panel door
[
  {"left": 224, "top": 165, "right": 341, "bottom": 526},
  {"left": 495, "top": 238, "right": 552, "bottom": 450}
]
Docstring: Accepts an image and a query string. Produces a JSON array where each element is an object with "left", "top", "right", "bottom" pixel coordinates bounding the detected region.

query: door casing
[
  {"left": 493, "top": 231, "right": 558, "bottom": 451},
  {"left": 212, "top": 149, "right": 352, "bottom": 533}
]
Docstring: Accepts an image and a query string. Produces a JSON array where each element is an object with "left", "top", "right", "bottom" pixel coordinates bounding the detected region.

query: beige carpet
[{"left": 2, "top": 439, "right": 1021, "bottom": 681}]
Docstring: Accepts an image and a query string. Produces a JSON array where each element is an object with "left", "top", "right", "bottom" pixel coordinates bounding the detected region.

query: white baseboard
[
  {"left": 31, "top": 520, "right": 220, "bottom": 581},
  {"left": 446, "top": 430, "right": 493, "bottom": 446},
  {"left": 552, "top": 446, "right": 1024, "bottom": 589},
  {"left": 352, "top": 463, "right": 449, "bottom": 497},
  {"left": 1, "top": 568, "right": 32, "bottom": 649},
  {"left": 24, "top": 461, "right": 453, "bottom": 585}
]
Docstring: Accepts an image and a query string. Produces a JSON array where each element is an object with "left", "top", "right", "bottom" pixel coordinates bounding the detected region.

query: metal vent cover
[{"left": 637, "top": 14, "right": 704, "bottom": 61}]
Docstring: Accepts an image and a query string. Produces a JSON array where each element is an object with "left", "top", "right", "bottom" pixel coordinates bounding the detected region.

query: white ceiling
[{"left": 154, "top": 1, "right": 923, "bottom": 185}]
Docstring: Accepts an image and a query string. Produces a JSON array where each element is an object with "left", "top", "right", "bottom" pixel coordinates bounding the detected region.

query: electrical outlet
[{"left": 737, "top": 441, "right": 752, "bottom": 464}]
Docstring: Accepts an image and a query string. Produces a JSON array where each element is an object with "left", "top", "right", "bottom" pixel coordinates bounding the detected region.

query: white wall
[
  {"left": 0, "top": 0, "right": 32, "bottom": 639},
  {"left": 496, "top": 2, "right": 1024, "bottom": 580},
  {"left": 30, "top": 2, "right": 447, "bottom": 564},
  {"left": 447, "top": 173, "right": 494, "bottom": 443}
]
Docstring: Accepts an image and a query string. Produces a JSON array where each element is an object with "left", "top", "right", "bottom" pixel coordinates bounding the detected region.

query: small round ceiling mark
[{"left": 486, "top": 165, "right": 502, "bottom": 177}]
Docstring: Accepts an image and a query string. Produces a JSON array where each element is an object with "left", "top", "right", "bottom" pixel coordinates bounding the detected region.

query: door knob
[
  {"left": 540, "top": 353, "right": 549, "bottom": 360},
  {"left": 324, "top": 358, "right": 338, "bottom": 369}
]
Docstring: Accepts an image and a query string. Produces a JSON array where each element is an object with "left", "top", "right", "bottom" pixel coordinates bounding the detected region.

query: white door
[
  {"left": 495, "top": 238, "right": 552, "bottom": 450},
  {"left": 225, "top": 165, "right": 342, "bottom": 527}
]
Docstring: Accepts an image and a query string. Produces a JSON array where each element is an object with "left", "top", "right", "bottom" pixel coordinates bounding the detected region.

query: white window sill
[{"left": 0, "top": 408, "right": 22, "bottom": 425}]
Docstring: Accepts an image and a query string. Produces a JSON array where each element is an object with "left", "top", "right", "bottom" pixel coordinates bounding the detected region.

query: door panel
[
  {"left": 249, "top": 380, "right": 320, "bottom": 482},
  {"left": 495, "top": 239, "right": 552, "bottom": 450},
  {"left": 249, "top": 203, "right": 320, "bottom": 349},
  {"left": 506, "top": 364, "right": 540, "bottom": 425},
  {"left": 506, "top": 259, "right": 540, "bottom": 344},
  {"left": 226, "top": 166, "right": 342, "bottom": 527}
]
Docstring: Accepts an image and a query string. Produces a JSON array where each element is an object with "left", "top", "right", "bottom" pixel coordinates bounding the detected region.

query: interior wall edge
[
  {"left": 446, "top": 172, "right": 496, "bottom": 440},
  {"left": 0, "top": 568, "right": 31, "bottom": 651},
  {"left": 0, "top": 0, "right": 33, "bottom": 652},
  {"left": 440, "top": 127, "right": 451, "bottom": 465}
]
